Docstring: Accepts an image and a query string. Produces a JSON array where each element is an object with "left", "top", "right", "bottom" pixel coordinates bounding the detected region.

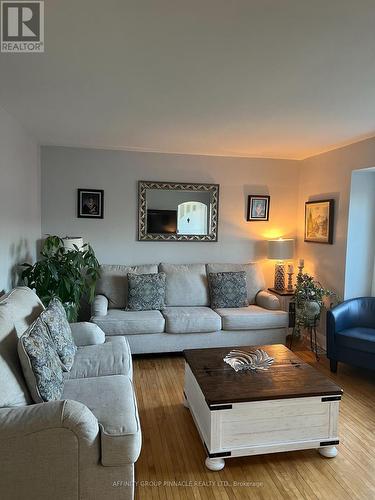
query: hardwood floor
[{"left": 132, "top": 346, "right": 375, "bottom": 499}]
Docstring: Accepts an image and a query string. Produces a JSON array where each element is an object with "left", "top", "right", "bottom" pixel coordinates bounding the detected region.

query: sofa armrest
[
  {"left": 70, "top": 322, "right": 105, "bottom": 346},
  {"left": 0, "top": 401, "right": 100, "bottom": 498},
  {"left": 256, "top": 290, "right": 281, "bottom": 310},
  {"left": 91, "top": 294, "right": 108, "bottom": 317},
  {"left": 0, "top": 399, "right": 99, "bottom": 443}
]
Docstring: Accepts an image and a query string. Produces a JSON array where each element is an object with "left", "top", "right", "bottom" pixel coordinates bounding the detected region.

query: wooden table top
[{"left": 183, "top": 344, "right": 343, "bottom": 405}]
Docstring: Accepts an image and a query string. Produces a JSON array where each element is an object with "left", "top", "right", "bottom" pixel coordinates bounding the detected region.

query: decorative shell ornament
[{"left": 223, "top": 349, "right": 274, "bottom": 372}]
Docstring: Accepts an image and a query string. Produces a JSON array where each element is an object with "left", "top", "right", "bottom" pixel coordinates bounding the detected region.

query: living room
[{"left": 1, "top": 1, "right": 375, "bottom": 499}]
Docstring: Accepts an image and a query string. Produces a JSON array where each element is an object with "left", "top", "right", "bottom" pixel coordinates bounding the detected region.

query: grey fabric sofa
[
  {"left": 91, "top": 263, "right": 289, "bottom": 354},
  {"left": 0, "top": 287, "right": 140, "bottom": 500}
]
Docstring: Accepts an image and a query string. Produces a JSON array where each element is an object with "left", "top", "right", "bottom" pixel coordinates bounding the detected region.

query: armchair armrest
[
  {"left": 91, "top": 294, "right": 108, "bottom": 317},
  {"left": 0, "top": 400, "right": 99, "bottom": 443},
  {"left": 256, "top": 290, "right": 281, "bottom": 310},
  {"left": 70, "top": 322, "right": 105, "bottom": 346}
]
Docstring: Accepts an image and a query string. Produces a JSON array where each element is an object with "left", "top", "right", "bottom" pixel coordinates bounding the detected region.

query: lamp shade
[
  {"left": 268, "top": 239, "right": 294, "bottom": 260},
  {"left": 62, "top": 237, "right": 84, "bottom": 251}
]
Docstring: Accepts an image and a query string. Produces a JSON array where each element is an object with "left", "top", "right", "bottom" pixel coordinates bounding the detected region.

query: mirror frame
[{"left": 138, "top": 180, "right": 219, "bottom": 242}]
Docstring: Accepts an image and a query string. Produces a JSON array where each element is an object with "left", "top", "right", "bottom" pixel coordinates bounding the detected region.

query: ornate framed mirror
[{"left": 138, "top": 181, "right": 219, "bottom": 241}]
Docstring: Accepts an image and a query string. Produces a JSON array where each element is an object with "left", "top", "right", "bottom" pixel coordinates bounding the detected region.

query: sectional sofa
[
  {"left": 0, "top": 287, "right": 140, "bottom": 500},
  {"left": 91, "top": 262, "right": 289, "bottom": 353}
]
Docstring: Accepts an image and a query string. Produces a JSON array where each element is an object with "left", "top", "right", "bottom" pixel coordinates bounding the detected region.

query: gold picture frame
[{"left": 305, "top": 199, "right": 334, "bottom": 244}]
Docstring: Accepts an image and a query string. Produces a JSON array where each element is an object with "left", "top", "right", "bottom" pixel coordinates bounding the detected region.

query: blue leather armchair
[{"left": 327, "top": 297, "right": 375, "bottom": 372}]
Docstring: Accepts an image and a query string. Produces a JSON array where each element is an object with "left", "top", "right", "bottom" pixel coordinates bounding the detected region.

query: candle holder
[
  {"left": 287, "top": 272, "right": 294, "bottom": 291},
  {"left": 298, "top": 259, "right": 304, "bottom": 276}
]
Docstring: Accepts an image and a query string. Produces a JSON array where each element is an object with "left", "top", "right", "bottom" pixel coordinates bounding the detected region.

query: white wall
[
  {"left": 344, "top": 169, "right": 375, "bottom": 299},
  {"left": 0, "top": 106, "right": 41, "bottom": 293},
  {"left": 41, "top": 147, "right": 300, "bottom": 287}
]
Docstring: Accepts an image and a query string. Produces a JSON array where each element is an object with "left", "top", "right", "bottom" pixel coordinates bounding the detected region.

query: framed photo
[
  {"left": 305, "top": 199, "right": 334, "bottom": 244},
  {"left": 247, "top": 195, "right": 270, "bottom": 221},
  {"left": 77, "top": 189, "right": 104, "bottom": 219}
]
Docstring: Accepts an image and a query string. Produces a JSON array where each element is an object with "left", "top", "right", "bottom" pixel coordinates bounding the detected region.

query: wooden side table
[
  {"left": 268, "top": 289, "right": 320, "bottom": 360},
  {"left": 268, "top": 288, "right": 295, "bottom": 328},
  {"left": 268, "top": 289, "right": 295, "bottom": 349}
]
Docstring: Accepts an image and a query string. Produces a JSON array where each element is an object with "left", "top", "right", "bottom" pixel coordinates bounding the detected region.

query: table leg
[
  {"left": 313, "top": 326, "right": 320, "bottom": 360},
  {"left": 318, "top": 446, "right": 338, "bottom": 458},
  {"left": 205, "top": 457, "right": 225, "bottom": 471},
  {"left": 309, "top": 326, "right": 313, "bottom": 351},
  {"left": 289, "top": 327, "right": 296, "bottom": 350}
]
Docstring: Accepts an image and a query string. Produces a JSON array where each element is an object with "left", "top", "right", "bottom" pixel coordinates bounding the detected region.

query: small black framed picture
[
  {"left": 247, "top": 195, "right": 270, "bottom": 221},
  {"left": 77, "top": 189, "right": 104, "bottom": 219}
]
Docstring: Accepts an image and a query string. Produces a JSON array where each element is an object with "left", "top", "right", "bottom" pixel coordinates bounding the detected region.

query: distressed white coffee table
[{"left": 183, "top": 344, "right": 342, "bottom": 471}]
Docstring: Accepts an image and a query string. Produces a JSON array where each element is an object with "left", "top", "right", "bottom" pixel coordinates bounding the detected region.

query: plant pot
[{"left": 304, "top": 300, "right": 321, "bottom": 319}]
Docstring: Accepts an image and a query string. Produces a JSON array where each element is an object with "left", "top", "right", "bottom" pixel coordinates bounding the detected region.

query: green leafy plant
[
  {"left": 21, "top": 235, "right": 100, "bottom": 322},
  {"left": 293, "top": 273, "right": 336, "bottom": 331}
]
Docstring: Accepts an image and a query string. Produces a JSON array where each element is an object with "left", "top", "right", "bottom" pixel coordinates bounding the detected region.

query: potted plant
[
  {"left": 21, "top": 235, "right": 100, "bottom": 322},
  {"left": 293, "top": 272, "right": 335, "bottom": 334}
]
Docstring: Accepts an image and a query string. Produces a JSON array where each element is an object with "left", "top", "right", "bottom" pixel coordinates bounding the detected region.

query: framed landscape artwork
[
  {"left": 247, "top": 195, "right": 270, "bottom": 221},
  {"left": 304, "top": 199, "right": 334, "bottom": 244},
  {"left": 77, "top": 189, "right": 104, "bottom": 219}
]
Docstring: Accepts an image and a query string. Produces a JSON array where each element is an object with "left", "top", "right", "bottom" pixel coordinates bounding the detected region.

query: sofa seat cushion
[
  {"left": 336, "top": 327, "right": 375, "bottom": 354},
  {"left": 92, "top": 309, "right": 165, "bottom": 335},
  {"left": 62, "top": 375, "right": 141, "bottom": 466},
  {"left": 67, "top": 337, "right": 132, "bottom": 380},
  {"left": 162, "top": 307, "right": 221, "bottom": 334},
  {"left": 215, "top": 305, "right": 288, "bottom": 331}
]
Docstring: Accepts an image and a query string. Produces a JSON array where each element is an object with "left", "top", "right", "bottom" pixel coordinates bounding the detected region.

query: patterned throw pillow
[
  {"left": 40, "top": 298, "right": 77, "bottom": 371},
  {"left": 18, "top": 317, "right": 64, "bottom": 403},
  {"left": 127, "top": 273, "right": 166, "bottom": 311},
  {"left": 208, "top": 271, "right": 249, "bottom": 309}
]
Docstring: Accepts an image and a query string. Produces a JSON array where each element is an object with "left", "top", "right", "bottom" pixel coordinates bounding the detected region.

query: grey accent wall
[
  {"left": 0, "top": 106, "right": 41, "bottom": 293},
  {"left": 298, "top": 136, "right": 375, "bottom": 299},
  {"left": 41, "top": 147, "right": 300, "bottom": 286}
]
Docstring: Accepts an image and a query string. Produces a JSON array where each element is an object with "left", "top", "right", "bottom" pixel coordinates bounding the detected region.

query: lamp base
[{"left": 274, "top": 263, "right": 286, "bottom": 290}]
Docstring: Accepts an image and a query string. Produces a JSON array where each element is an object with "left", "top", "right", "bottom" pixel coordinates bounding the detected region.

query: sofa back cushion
[
  {"left": 0, "top": 287, "right": 45, "bottom": 407},
  {"left": 206, "top": 263, "right": 265, "bottom": 304},
  {"left": 96, "top": 264, "right": 158, "bottom": 309},
  {"left": 159, "top": 263, "right": 209, "bottom": 307}
]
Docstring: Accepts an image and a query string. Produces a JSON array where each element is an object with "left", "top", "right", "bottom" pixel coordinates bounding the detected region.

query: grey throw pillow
[
  {"left": 127, "top": 272, "right": 166, "bottom": 311},
  {"left": 40, "top": 298, "right": 77, "bottom": 371},
  {"left": 18, "top": 317, "right": 64, "bottom": 403},
  {"left": 208, "top": 271, "right": 249, "bottom": 308}
]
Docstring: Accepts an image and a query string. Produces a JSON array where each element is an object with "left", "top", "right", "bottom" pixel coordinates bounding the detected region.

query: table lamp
[
  {"left": 268, "top": 238, "right": 295, "bottom": 290},
  {"left": 62, "top": 236, "right": 84, "bottom": 251}
]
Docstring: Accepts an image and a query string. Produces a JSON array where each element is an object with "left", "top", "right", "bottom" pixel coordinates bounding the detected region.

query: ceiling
[{"left": 1, "top": 0, "right": 375, "bottom": 160}]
